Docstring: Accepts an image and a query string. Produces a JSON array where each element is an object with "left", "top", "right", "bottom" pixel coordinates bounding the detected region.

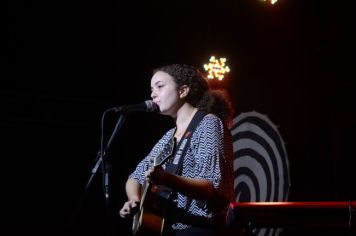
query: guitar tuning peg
[{"left": 149, "top": 158, "right": 155, "bottom": 168}]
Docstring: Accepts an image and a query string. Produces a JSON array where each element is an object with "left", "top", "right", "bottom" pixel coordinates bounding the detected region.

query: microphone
[{"left": 111, "top": 100, "right": 158, "bottom": 113}]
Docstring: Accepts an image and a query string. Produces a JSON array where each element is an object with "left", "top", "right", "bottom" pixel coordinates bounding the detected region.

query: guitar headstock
[{"left": 153, "top": 137, "right": 176, "bottom": 167}]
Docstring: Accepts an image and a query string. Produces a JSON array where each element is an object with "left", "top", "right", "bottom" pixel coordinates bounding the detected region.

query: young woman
[{"left": 119, "top": 64, "right": 235, "bottom": 236}]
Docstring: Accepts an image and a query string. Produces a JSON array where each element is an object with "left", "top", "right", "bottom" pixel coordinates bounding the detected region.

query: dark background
[{"left": 3, "top": 0, "right": 356, "bottom": 235}]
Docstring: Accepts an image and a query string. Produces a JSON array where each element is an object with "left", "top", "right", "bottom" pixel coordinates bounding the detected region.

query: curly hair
[{"left": 153, "top": 64, "right": 234, "bottom": 126}]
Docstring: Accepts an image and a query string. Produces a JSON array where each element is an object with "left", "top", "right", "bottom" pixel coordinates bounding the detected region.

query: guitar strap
[
  {"left": 161, "top": 110, "right": 207, "bottom": 231},
  {"left": 154, "top": 110, "right": 207, "bottom": 201},
  {"left": 165, "top": 110, "right": 207, "bottom": 176}
]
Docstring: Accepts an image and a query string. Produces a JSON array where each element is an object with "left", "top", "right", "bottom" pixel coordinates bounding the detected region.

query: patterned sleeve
[
  {"left": 192, "top": 114, "right": 234, "bottom": 200},
  {"left": 128, "top": 129, "right": 175, "bottom": 185}
]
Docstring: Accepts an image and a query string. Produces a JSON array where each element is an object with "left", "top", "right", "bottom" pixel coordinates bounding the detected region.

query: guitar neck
[{"left": 153, "top": 138, "right": 176, "bottom": 167}]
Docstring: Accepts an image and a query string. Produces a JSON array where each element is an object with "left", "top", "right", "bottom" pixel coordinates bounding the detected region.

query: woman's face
[{"left": 150, "top": 71, "right": 182, "bottom": 117}]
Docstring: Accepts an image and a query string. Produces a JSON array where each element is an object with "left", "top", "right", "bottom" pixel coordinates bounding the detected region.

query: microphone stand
[
  {"left": 93, "top": 113, "right": 126, "bottom": 208},
  {"left": 68, "top": 109, "right": 127, "bottom": 235}
]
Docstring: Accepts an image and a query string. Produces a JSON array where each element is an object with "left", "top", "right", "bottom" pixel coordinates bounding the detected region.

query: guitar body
[
  {"left": 132, "top": 138, "right": 176, "bottom": 236},
  {"left": 132, "top": 182, "right": 169, "bottom": 236}
]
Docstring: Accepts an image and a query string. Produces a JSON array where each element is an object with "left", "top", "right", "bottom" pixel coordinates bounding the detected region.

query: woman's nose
[{"left": 151, "top": 90, "right": 157, "bottom": 99}]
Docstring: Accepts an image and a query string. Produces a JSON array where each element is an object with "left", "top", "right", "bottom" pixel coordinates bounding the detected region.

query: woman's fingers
[{"left": 119, "top": 200, "right": 140, "bottom": 218}]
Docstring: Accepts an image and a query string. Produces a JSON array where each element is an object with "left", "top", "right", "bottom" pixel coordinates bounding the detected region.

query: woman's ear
[{"left": 179, "top": 85, "right": 190, "bottom": 98}]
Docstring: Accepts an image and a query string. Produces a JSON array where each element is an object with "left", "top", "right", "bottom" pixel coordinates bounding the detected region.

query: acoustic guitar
[{"left": 132, "top": 137, "right": 176, "bottom": 236}]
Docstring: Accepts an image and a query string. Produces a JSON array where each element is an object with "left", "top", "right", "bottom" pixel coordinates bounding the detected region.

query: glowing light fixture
[
  {"left": 261, "top": 0, "right": 278, "bottom": 4},
  {"left": 203, "top": 56, "right": 230, "bottom": 81}
]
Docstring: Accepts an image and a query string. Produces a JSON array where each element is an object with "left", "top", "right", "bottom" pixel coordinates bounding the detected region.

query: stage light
[
  {"left": 203, "top": 56, "right": 230, "bottom": 81},
  {"left": 261, "top": 0, "right": 278, "bottom": 5}
]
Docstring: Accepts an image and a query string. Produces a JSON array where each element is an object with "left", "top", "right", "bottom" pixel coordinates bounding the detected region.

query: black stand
[
  {"left": 68, "top": 109, "right": 127, "bottom": 235},
  {"left": 90, "top": 113, "right": 126, "bottom": 208}
]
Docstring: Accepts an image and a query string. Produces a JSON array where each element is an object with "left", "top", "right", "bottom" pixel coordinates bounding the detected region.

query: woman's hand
[
  {"left": 119, "top": 199, "right": 140, "bottom": 218},
  {"left": 145, "top": 166, "right": 167, "bottom": 185}
]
